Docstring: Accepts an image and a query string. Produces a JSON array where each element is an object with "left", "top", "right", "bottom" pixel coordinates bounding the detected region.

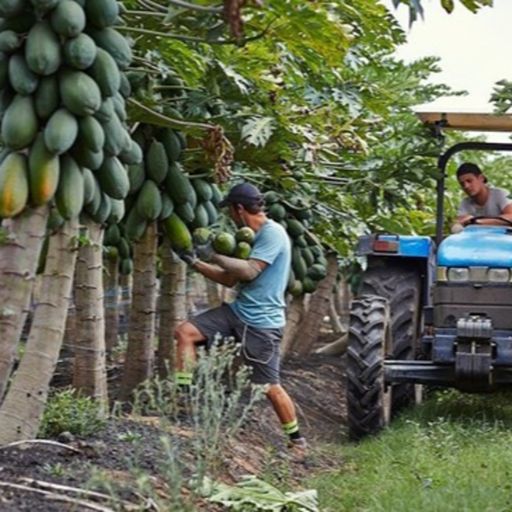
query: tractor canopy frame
[{"left": 416, "top": 112, "right": 512, "bottom": 245}]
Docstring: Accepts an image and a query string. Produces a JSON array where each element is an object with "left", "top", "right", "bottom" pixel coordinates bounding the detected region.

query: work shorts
[{"left": 190, "top": 303, "right": 283, "bottom": 385}]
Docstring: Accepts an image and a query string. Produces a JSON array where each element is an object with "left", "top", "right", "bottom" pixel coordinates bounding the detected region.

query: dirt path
[{"left": 0, "top": 354, "right": 346, "bottom": 511}]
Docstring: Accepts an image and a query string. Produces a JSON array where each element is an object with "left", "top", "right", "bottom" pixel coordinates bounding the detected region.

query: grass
[{"left": 308, "top": 390, "right": 512, "bottom": 512}]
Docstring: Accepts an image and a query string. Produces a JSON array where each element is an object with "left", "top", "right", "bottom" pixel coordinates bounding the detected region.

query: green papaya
[
  {"left": 288, "top": 280, "right": 303, "bottom": 297},
  {"left": 164, "top": 161, "right": 193, "bottom": 205},
  {"left": 203, "top": 200, "right": 218, "bottom": 225},
  {"left": 159, "top": 192, "right": 174, "bottom": 220},
  {"left": 55, "top": 155, "right": 83, "bottom": 219},
  {"left": 264, "top": 191, "right": 280, "bottom": 204},
  {"left": 89, "top": 191, "right": 111, "bottom": 224},
  {"left": 87, "top": 27, "right": 132, "bottom": 70},
  {"left": 0, "top": 30, "right": 21, "bottom": 52},
  {"left": 63, "top": 33, "right": 97, "bottom": 70},
  {"left": 159, "top": 128, "right": 181, "bottom": 162},
  {"left": 190, "top": 203, "right": 208, "bottom": 228},
  {"left": 50, "top": 0, "right": 85, "bottom": 37},
  {"left": 175, "top": 202, "right": 195, "bottom": 224},
  {"left": 136, "top": 180, "right": 162, "bottom": 221},
  {"left": 146, "top": 139, "right": 168, "bottom": 184},
  {"left": 211, "top": 183, "right": 222, "bottom": 206},
  {"left": 118, "top": 139, "right": 142, "bottom": 165},
  {"left": 307, "top": 263, "right": 327, "bottom": 281},
  {"left": 82, "top": 167, "right": 96, "bottom": 204},
  {"left": 193, "top": 178, "right": 213, "bottom": 201},
  {"left": 234, "top": 241, "right": 251, "bottom": 260},
  {"left": 292, "top": 247, "right": 307, "bottom": 280},
  {"left": 71, "top": 140, "right": 103, "bottom": 170},
  {"left": 112, "top": 92, "right": 126, "bottom": 120},
  {"left": 59, "top": 69, "right": 101, "bottom": 116},
  {"left": 301, "top": 247, "right": 314, "bottom": 266},
  {"left": 89, "top": 47, "right": 120, "bottom": 97},
  {"left": 104, "top": 223, "right": 121, "bottom": 246},
  {"left": 94, "top": 97, "right": 114, "bottom": 123},
  {"left": 162, "top": 213, "right": 192, "bottom": 252},
  {"left": 85, "top": 0, "right": 119, "bottom": 28},
  {"left": 302, "top": 276, "right": 317, "bottom": 294},
  {"left": 35, "top": 75, "right": 59, "bottom": 120},
  {"left": 102, "top": 113, "right": 129, "bottom": 156},
  {"left": 268, "top": 203, "right": 286, "bottom": 221},
  {"left": 8, "top": 53, "right": 39, "bottom": 95},
  {"left": 108, "top": 197, "right": 124, "bottom": 223},
  {"left": 213, "top": 232, "right": 236, "bottom": 256},
  {"left": 286, "top": 218, "right": 305, "bottom": 238},
  {"left": 123, "top": 207, "right": 147, "bottom": 241},
  {"left": 119, "top": 258, "right": 133, "bottom": 275},
  {"left": 0, "top": 0, "right": 25, "bottom": 18},
  {"left": 96, "top": 155, "right": 129, "bottom": 199},
  {"left": 44, "top": 108, "right": 78, "bottom": 154},
  {"left": 1, "top": 94, "right": 38, "bottom": 150},
  {"left": 127, "top": 162, "right": 145, "bottom": 194},
  {"left": 119, "top": 72, "right": 131, "bottom": 98},
  {"left": 25, "top": 21, "right": 61, "bottom": 76},
  {"left": 78, "top": 116, "right": 104, "bottom": 153}
]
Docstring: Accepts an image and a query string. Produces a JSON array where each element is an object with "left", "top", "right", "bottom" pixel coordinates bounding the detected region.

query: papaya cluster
[
  {"left": 192, "top": 225, "right": 255, "bottom": 260},
  {"left": 0, "top": 0, "right": 139, "bottom": 221},
  {"left": 265, "top": 191, "right": 327, "bottom": 296}
]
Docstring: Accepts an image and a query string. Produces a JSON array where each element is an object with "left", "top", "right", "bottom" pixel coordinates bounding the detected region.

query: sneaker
[{"left": 287, "top": 437, "right": 309, "bottom": 464}]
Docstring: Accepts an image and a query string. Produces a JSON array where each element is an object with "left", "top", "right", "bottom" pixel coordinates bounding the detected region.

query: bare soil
[{"left": 0, "top": 353, "right": 346, "bottom": 511}]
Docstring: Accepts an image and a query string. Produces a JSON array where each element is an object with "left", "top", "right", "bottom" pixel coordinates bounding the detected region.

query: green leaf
[{"left": 240, "top": 116, "right": 276, "bottom": 147}]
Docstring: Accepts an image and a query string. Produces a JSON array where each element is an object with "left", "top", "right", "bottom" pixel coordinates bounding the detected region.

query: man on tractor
[
  {"left": 174, "top": 182, "right": 307, "bottom": 462},
  {"left": 455, "top": 162, "right": 512, "bottom": 228}
]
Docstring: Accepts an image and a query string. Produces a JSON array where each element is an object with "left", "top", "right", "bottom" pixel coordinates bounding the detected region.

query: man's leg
[
  {"left": 266, "top": 384, "right": 302, "bottom": 438},
  {"left": 174, "top": 320, "right": 206, "bottom": 386}
]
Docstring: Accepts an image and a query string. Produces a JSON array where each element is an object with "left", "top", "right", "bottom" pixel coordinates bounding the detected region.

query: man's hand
[
  {"left": 175, "top": 248, "right": 198, "bottom": 266},
  {"left": 195, "top": 241, "right": 214, "bottom": 262}
]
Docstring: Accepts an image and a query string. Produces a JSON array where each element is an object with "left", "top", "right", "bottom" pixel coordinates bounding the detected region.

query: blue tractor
[{"left": 346, "top": 112, "right": 512, "bottom": 440}]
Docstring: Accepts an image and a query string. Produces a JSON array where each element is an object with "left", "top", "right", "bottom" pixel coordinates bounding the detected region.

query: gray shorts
[{"left": 189, "top": 303, "right": 283, "bottom": 385}]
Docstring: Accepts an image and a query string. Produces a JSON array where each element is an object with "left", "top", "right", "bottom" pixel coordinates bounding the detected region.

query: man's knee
[{"left": 175, "top": 321, "right": 205, "bottom": 344}]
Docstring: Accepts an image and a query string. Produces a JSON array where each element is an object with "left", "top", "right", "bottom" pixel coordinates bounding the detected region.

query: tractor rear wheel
[
  {"left": 358, "top": 265, "right": 421, "bottom": 413},
  {"left": 346, "top": 295, "right": 392, "bottom": 440}
]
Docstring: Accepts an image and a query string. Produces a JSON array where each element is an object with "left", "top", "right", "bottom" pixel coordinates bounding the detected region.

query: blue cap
[{"left": 219, "top": 182, "right": 263, "bottom": 208}]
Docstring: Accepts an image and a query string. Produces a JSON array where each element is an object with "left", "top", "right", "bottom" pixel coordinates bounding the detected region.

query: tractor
[{"left": 346, "top": 112, "right": 512, "bottom": 440}]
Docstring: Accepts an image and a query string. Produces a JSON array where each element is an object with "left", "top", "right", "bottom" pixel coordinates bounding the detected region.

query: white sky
[{"left": 384, "top": 0, "right": 512, "bottom": 141}]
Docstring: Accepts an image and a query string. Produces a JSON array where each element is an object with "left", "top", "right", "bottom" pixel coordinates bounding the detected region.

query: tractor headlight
[
  {"left": 447, "top": 267, "right": 469, "bottom": 282},
  {"left": 488, "top": 268, "right": 510, "bottom": 283}
]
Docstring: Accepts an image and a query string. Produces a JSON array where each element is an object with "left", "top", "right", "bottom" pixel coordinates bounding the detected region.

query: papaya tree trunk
[
  {"left": 0, "top": 218, "right": 78, "bottom": 444},
  {"left": 73, "top": 219, "right": 108, "bottom": 415},
  {"left": 0, "top": 206, "right": 49, "bottom": 401},
  {"left": 281, "top": 295, "right": 306, "bottom": 359},
  {"left": 119, "top": 272, "right": 132, "bottom": 341},
  {"left": 120, "top": 222, "right": 158, "bottom": 400},
  {"left": 292, "top": 254, "right": 339, "bottom": 356},
  {"left": 104, "top": 252, "right": 119, "bottom": 354},
  {"left": 157, "top": 243, "right": 187, "bottom": 378}
]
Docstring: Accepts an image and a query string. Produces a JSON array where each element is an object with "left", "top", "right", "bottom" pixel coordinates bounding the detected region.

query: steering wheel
[{"left": 466, "top": 216, "right": 512, "bottom": 227}]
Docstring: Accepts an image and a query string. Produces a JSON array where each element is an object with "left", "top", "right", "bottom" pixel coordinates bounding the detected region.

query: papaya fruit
[
  {"left": 63, "top": 33, "right": 97, "bottom": 70},
  {"left": 96, "top": 155, "right": 129, "bottom": 199},
  {"left": 94, "top": 97, "right": 114, "bottom": 123},
  {"left": 307, "top": 263, "right": 327, "bottom": 281},
  {"left": 82, "top": 167, "right": 96, "bottom": 204},
  {"left": 136, "top": 180, "right": 162, "bottom": 221},
  {"left": 0, "top": 0, "right": 26, "bottom": 18},
  {"left": 59, "top": 69, "right": 101, "bottom": 116},
  {"left": 203, "top": 200, "right": 218, "bottom": 225},
  {"left": 0, "top": 152, "right": 28, "bottom": 217},
  {"left": 292, "top": 246, "right": 307, "bottom": 280},
  {"left": 192, "top": 227, "right": 211, "bottom": 245},
  {"left": 88, "top": 191, "right": 111, "bottom": 224},
  {"left": 190, "top": 203, "right": 208, "bottom": 228},
  {"left": 213, "top": 232, "right": 236, "bottom": 256},
  {"left": 175, "top": 202, "right": 195, "bottom": 224},
  {"left": 193, "top": 178, "right": 213, "bottom": 201},
  {"left": 164, "top": 161, "right": 193, "bottom": 205},
  {"left": 234, "top": 241, "right": 251, "bottom": 260},
  {"left": 85, "top": 0, "right": 119, "bottom": 29},
  {"left": 83, "top": 174, "right": 101, "bottom": 214},
  {"left": 162, "top": 213, "right": 192, "bottom": 252},
  {"left": 108, "top": 197, "right": 124, "bottom": 223},
  {"left": 1, "top": 94, "right": 38, "bottom": 149},
  {"left": 102, "top": 113, "right": 129, "bottom": 156},
  {"left": 159, "top": 192, "right": 174, "bottom": 220},
  {"left": 44, "top": 108, "right": 78, "bottom": 154},
  {"left": 159, "top": 128, "right": 181, "bottom": 162},
  {"left": 87, "top": 27, "right": 132, "bottom": 70},
  {"left": 50, "top": 0, "right": 85, "bottom": 37},
  {"left": 123, "top": 207, "right": 147, "bottom": 241},
  {"left": 268, "top": 203, "right": 286, "bottom": 221},
  {"left": 46, "top": 206, "right": 65, "bottom": 233},
  {"left": 0, "top": 30, "right": 21, "bottom": 52},
  {"left": 71, "top": 139, "right": 103, "bottom": 170},
  {"left": 146, "top": 139, "right": 168, "bottom": 184},
  {"left": 288, "top": 280, "right": 303, "bottom": 297},
  {"left": 34, "top": 75, "right": 59, "bottom": 120},
  {"left": 28, "top": 133, "right": 60, "bottom": 205},
  {"left": 286, "top": 218, "right": 305, "bottom": 238},
  {"left": 119, "top": 257, "right": 132, "bottom": 275},
  {"left": 8, "top": 53, "right": 39, "bottom": 95},
  {"left": 127, "top": 162, "right": 145, "bottom": 194},
  {"left": 235, "top": 226, "right": 255, "bottom": 244},
  {"left": 78, "top": 115, "right": 104, "bottom": 153},
  {"left": 89, "top": 47, "right": 120, "bottom": 97},
  {"left": 301, "top": 247, "right": 314, "bottom": 266},
  {"left": 112, "top": 92, "right": 126, "bottom": 120},
  {"left": 264, "top": 191, "right": 280, "bottom": 204},
  {"left": 55, "top": 155, "right": 84, "bottom": 219},
  {"left": 302, "top": 276, "right": 317, "bottom": 294},
  {"left": 119, "top": 72, "right": 131, "bottom": 98},
  {"left": 211, "top": 183, "right": 222, "bottom": 206},
  {"left": 118, "top": 139, "right": 142, "bottom": 165},
  {"left": 104, "top": 223, "right": 121, "bottom": 246},
  {"left": 25, "top": 21, "right": 61, "bottom": 76}
]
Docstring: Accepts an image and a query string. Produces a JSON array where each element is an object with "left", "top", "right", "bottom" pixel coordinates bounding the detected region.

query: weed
[
  {"left": 42, "top": 462, "right": 66, "bottom": 478},
  {"left": 39, "top": 387, "right": 106, "bottom": 438},
  {"left": 116, "top": 430, "right": 143, "bottom": 443}
]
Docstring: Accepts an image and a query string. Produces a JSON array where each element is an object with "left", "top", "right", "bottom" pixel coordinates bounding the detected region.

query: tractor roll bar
[{"left": 436, "top": 141, "right": 512, "bottom": 245}]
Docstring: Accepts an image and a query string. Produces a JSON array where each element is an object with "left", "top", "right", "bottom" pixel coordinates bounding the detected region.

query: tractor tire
[
  {"left": 358, "top": 265, "right": 421, "bottom": 413},
  {"left": 346, "top": 295, "right": 392, "bottom": 440}
]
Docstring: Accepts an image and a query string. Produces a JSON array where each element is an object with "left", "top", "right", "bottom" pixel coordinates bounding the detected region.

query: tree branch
[{"left": 168, "top": 0, "right": 223, "bottom": 13}]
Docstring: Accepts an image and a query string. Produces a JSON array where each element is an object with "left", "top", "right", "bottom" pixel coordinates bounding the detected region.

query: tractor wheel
[
  {"left": 346, "top": 295, "right": 392, "bottom": 440},
  {"left": 358, "top": 265, "right": 421, "bottom": 413}
]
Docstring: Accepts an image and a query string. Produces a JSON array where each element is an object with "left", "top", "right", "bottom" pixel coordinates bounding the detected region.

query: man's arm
[{"left": 192, "top": 256, "right": 267, "bottom": 288}]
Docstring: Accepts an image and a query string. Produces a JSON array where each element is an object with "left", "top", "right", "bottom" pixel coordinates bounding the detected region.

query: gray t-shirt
[{"left": 458, "top": 187, "right": 512, "bottom": 217}]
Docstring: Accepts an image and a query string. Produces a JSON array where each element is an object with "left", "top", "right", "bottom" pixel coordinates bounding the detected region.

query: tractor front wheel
[{"left": 346, "top": 295, "right": 392, "bottom": 441}]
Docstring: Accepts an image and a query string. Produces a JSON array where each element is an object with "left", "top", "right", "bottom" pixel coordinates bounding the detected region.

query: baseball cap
[{"left": 219, "top": 182, "right": 263, "bottom": 208}]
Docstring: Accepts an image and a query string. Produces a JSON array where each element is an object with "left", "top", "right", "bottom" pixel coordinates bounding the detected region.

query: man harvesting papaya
[{"left": 174, "top": 182, "right": 307, "bottom": 461}]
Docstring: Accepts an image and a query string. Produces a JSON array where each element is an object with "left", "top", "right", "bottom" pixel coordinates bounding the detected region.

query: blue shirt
[{"left": 230, "top": 220, "right": 291, "bottom": 328}]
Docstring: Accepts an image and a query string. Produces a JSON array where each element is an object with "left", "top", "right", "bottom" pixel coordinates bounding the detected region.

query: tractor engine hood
[{"left": 438, "top": 226, "right": 512, "bottom": 267}]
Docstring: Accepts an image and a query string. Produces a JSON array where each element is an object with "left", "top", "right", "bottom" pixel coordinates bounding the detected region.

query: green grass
[{"left": 309, "top": 390, "right": 512, "bottom": 512}]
